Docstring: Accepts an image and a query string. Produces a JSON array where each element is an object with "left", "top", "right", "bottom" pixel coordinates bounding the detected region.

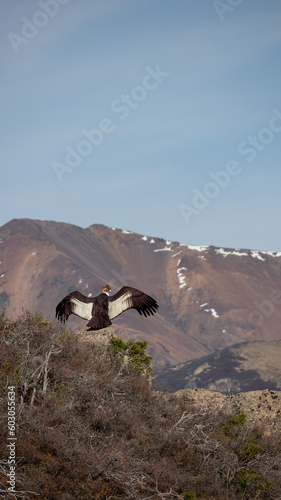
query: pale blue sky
[{"left": 1, "top": 0, "right": 281, "bottom": 250}]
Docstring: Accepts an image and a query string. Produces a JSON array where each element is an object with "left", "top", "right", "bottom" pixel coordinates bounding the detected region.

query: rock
[
  {"left": 175, "top": 388, "right": 281, "bottom": 435},
  {"left": 77, "top": 327, "right": 115, "bottom": 350}
]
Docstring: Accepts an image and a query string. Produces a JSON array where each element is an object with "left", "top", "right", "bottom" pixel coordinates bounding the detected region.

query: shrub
[
  {"left": 231, "top": 468, "right": 273, "bottom": 499},
  {"left": 221, "top": 412, "right": 247, "bottom": 437},
  {"left": 238, "top": 442, "right": 261, "bottom": 461},
  {"left": 0, "top": 312, "right": 280, "bottom": 499},
  {"left": 110, "top": 336, "right": 152, "bottom": 373}
]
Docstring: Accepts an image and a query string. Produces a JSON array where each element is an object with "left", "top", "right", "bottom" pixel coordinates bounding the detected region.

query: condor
[{"left": 56, "top": 285, "right": 159, "bottom": 330}]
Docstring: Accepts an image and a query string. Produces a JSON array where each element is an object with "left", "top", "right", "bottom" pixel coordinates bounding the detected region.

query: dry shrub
[{"left": 0, "top": 312, "right": 280, "bottom": 499}]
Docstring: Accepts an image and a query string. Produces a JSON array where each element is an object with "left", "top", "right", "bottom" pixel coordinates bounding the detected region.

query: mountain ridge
[
  {"left": 1, "top": 218, "right": 281, "bottom": 370},
  {"left": 153, "top": 339, "right": 281, "bottom": 393}
]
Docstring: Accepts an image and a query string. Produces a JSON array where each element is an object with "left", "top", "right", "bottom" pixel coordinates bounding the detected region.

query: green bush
[
  {"left": 231, "top": 468, "right": 273, "bottom": 499},
  {"left": 238, "top": 442, "right": 261, "bottom": 460},
  {"left": 221, "top": 412, "right": 247, "bottom": 436},
  {"left": 110, "top": 336, "right": 152, "bottom": 373}
]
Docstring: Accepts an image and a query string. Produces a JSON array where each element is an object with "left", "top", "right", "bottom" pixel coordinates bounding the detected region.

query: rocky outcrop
[
  {"left": 77, "top": 327, "right": 115, "bottom": 347},
  {"left": 175, "top": 387, "right": 281, "bottom": 435}
]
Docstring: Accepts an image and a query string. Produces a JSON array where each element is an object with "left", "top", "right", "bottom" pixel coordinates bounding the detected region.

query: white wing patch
[
  {"left": 70, "top": 298, "right": 93, "bottom": 320},
  {"left": 108, "top": 291, "right": 133, "bottom": 320}
]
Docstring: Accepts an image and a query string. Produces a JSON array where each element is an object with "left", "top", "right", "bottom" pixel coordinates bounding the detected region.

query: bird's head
[{"left": 101, "top": 284, "right": 111, "bottom": 294}]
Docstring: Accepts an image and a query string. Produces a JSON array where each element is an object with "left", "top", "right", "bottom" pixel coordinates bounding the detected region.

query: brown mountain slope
[
  {"left": 0, "top": 218, "right": 281, "bottom": 369},
  {"left": 153, "top": 339, "right": 281, "bottom": 393}
]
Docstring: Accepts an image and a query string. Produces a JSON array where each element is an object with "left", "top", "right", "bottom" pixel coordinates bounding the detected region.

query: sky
[{"left": 1, "top": 0, "right": 281, "bottom": 251}]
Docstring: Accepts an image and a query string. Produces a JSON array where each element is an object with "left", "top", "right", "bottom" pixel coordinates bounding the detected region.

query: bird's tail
[{"left": 56, "top": 296, "right": 72, "bottom": 323}]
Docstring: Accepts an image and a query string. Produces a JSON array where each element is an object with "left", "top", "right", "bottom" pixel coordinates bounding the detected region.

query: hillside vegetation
[{"left": 0, "top": 312, "right": 280, "bottom": 499}]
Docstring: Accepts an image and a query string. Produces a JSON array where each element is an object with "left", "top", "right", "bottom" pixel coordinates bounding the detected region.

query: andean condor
[{"left": 56, "top": 284, "right": 159, "bottom": 330}]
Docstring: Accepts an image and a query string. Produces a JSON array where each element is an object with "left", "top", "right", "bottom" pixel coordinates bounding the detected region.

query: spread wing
[
  {"left": 56, "top": 291, "right": 94, "bottom": 322},
  {"left": 108, "top": 286, "right": 159, "bottom": 320}
]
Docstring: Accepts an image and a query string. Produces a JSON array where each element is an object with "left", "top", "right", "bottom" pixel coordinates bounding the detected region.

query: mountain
[
  {"left": 0, "top": 218, "right": 281, "bottom": 370},
  {"left": 153, "top": 339, "right": 281, "bottom": 393}
]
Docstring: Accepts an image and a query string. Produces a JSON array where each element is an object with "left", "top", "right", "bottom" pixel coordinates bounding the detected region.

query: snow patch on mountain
[
  {"left": 172, "top": 251, "right": 182, "bottom": 258},
  {"left": 154, "top": 246, "right": 173, "bottom": 252},
  {"left": 260, "top": 251, "right": 281, "bottom": 258},
  {"left": 204, "top": 308, "right": 220, "bottom": 318},
  {"left": 214, "top": 248, "right": 281, "bottom": 260},
  {"left": 215, "top": 248, "right": 248, "bottom": 258},
  {"left": 180, "top": 244, "right": 209, "bottom": 252},
  {"left": 177, "top": 259, "right": 188, "bottom": 289},
  {"left": 251, "top": 251, "right": 266, "bottom": 261}
]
